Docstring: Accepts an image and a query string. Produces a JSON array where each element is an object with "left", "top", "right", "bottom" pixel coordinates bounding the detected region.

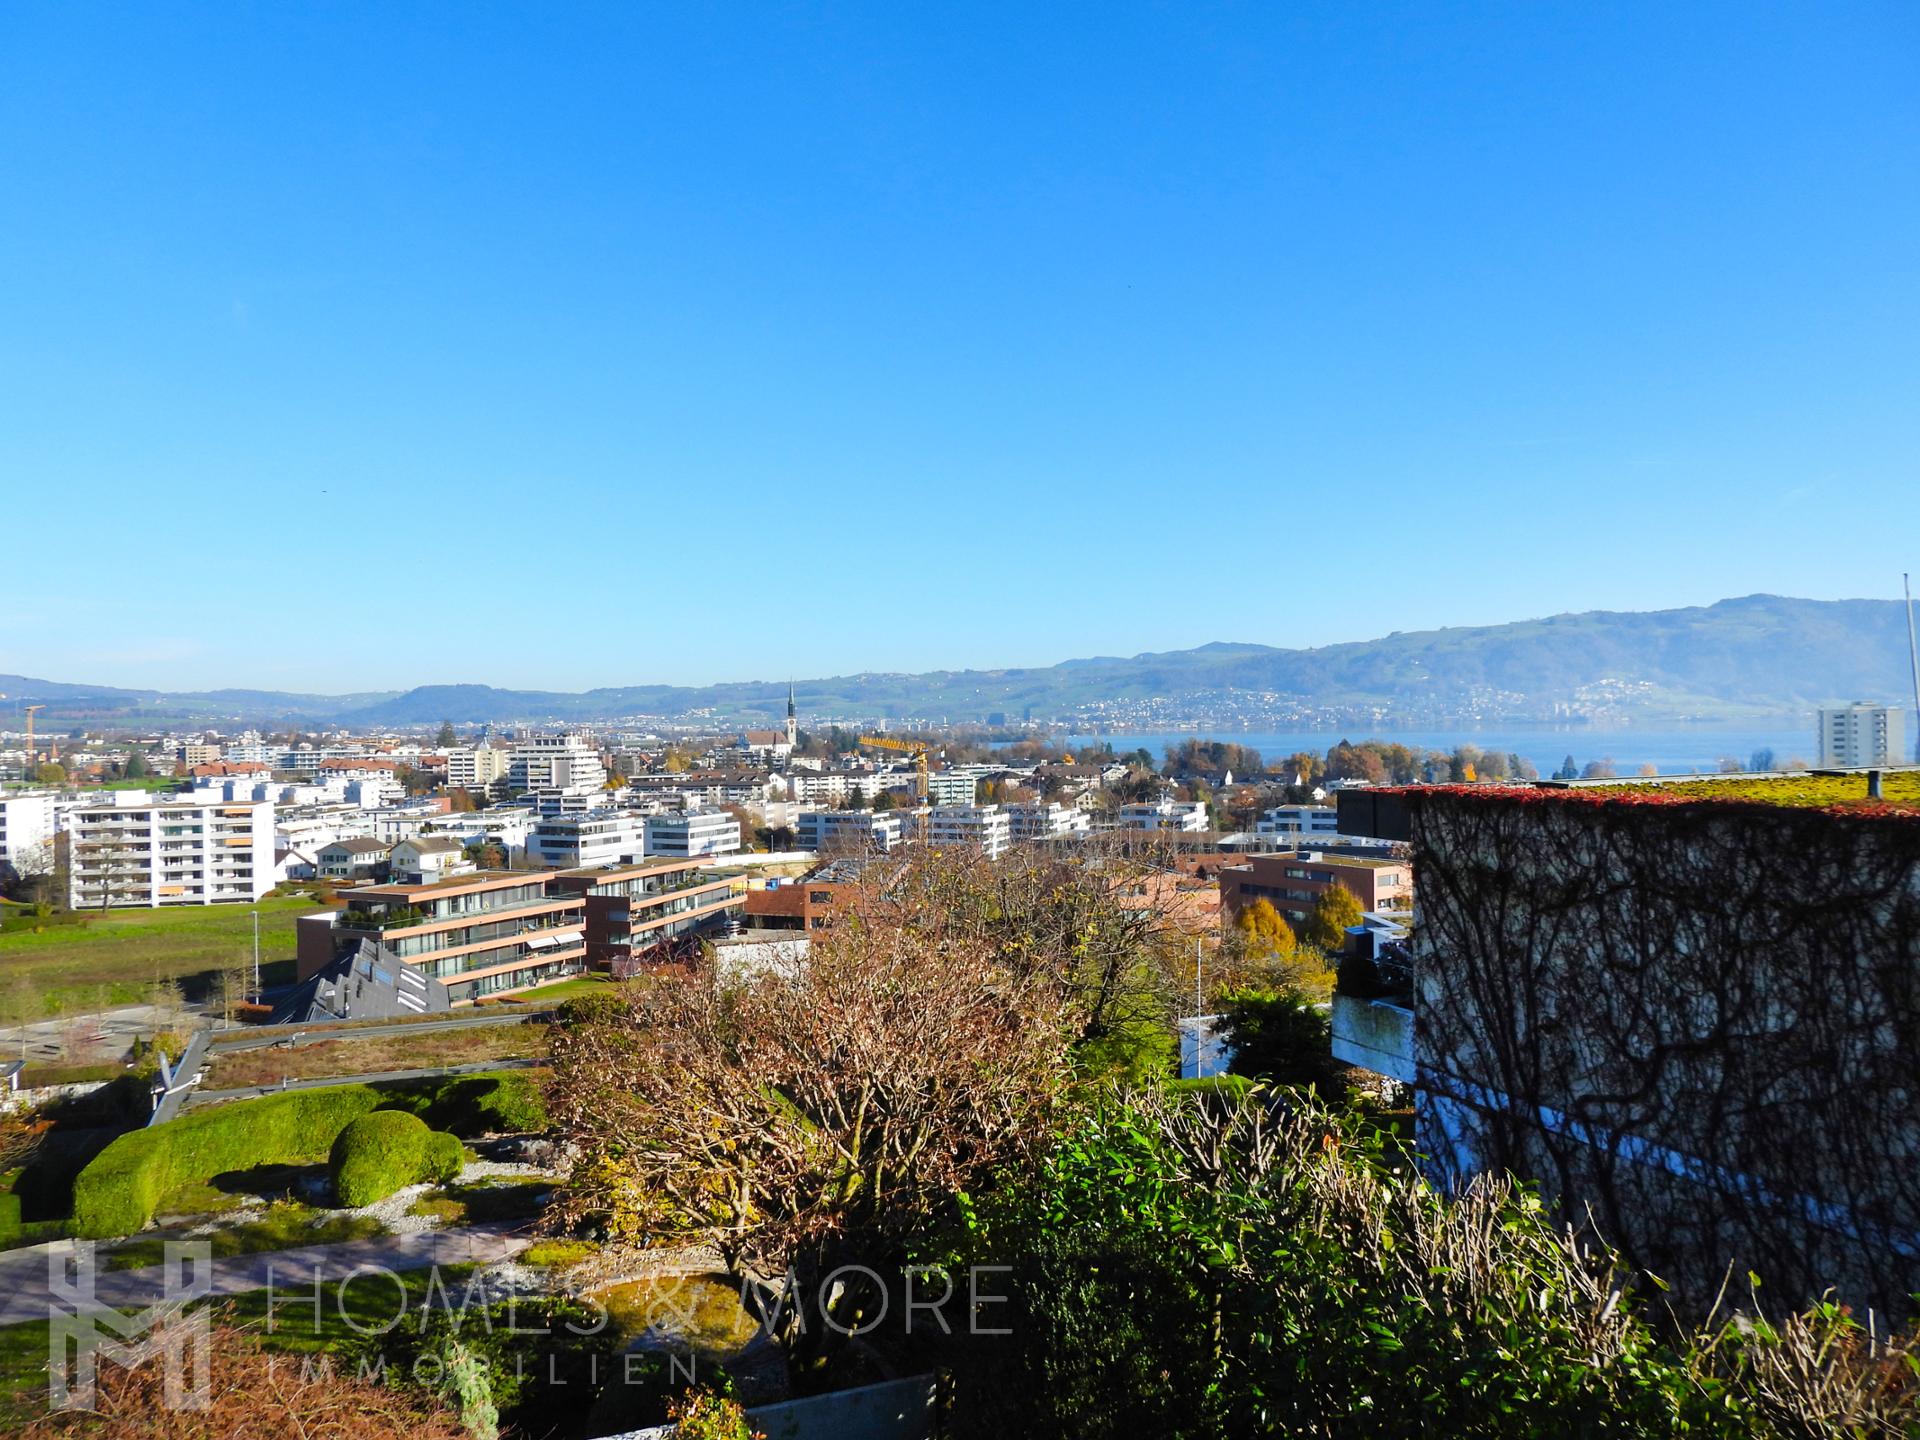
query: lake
[{"left": 1029, "top": 724, "right": 1821, "bottom": 777}]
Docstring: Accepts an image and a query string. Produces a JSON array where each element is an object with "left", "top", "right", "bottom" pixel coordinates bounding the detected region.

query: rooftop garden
[{"left": 1392, "top": 769, "right": 1920, "bottom": 818}]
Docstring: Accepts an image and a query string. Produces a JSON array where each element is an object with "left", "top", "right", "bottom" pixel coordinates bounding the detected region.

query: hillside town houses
[{"left": 1, "top": 712, "right": 1419, "bottom": 1015}]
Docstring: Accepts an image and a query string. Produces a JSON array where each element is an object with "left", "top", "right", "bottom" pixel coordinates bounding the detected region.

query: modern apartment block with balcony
[
  {"left": 68, "top": 794, "right": 275, "bottom": 908},
  {"left": 0, "top": 792, "right": 57, "bottom": 879},
  {"left": 297, "top": 870, "right": 587, "bottom": 1003},
  {"left": 1004, "top": 801, "right": 1092, "bottom": 842},
  {"left": 509, "top": 733, "right": 607, "bottom": 794},
  {"left": 644, "top": 810, "right": 742, "bottom": 859},
  {"left": 795, "top": 810, "right": 904, "bottom": 854},
  {"left": 549, "top": 859, "right": 744, "bottom": 974},
  {"left": 1817, "top": 701, "right": 1908, "bottom": 768},
  {"left": 925, "top": 803, "right": 1012, "bottom": 859}
]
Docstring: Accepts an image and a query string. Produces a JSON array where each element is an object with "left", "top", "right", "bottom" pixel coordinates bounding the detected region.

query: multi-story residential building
[
  {"left": 1817, "top": 702, "right": 1907, "bottom": 767},
  {"left": 645, "top": 810, "right": 742, "bottom": 859},
  {"left": 68, "top": 795, "right": 275, "bottom": 908},
  {"left": 178, "top": 743, "right": 222, "bottom": 768},
  {"left": 527, "top": 811, "right": 650, "bottom": 869},
  {"left": 509, "top": 734, "right": 607, "bottom": 794},
  {"left": 925, "top": 803, "right": 1012, "bottom": 859},
  {"left": 795, "top": 810, "right": 904, "bottom": 854},
  {"left": 0, "top": 792, "right": 58, "bottom": 878},
  {"left": 1118, "top": 800, "right": 1209, "bottom": 832},
  {"left": 298, "top": 871, "right": 588, "bottom": 1002},
  {"left": 422, "top": 806, "right": 535, "bottom": 859},
  {"left": 549, "top": 859, "right": 744, "bottom": 973},
  {"left": 925, "top": 771, "right": 979, "bottom": 807},
  {"left": 1256, "top": 804, "right": 1340, "bottom": 837},
  {"left": 316, "top": 836, "right": 392, "bottom": 883},
  {"left": 1004, "top": 802, "right": 1092, "bottom": 842},
  {"left": 446, "top": 743, "right": 513, "bottom": 791},
  {"left": 1217, "top": 848, "right": 1412, "bottom": 924},
  {"left": 783, "top": 771, "right": 851, "bottom": 806}
]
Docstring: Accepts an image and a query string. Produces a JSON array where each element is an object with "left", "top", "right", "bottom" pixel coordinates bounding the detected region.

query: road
[{"left": 0, "top": 1224, "right": 533, "bottom": 1327}]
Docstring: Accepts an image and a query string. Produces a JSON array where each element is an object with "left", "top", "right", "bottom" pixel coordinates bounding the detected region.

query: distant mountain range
[{"left": 4, "top": 595, "right": 1916, "bottom": 730}]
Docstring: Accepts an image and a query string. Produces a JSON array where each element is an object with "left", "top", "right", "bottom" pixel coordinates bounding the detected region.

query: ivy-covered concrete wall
[{"left": 1407, "top": 789, "right": 1920, "bottom": 1314}]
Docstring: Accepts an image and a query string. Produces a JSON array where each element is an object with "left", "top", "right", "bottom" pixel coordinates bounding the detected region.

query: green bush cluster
[
  {"left": 329, "top": 1111, "right": 465, "bottom": 1207},
  {"left": 72, "top": 1086, "right": 384, "bottom": 1238},
  {"left": 70, "top": 1069, "right": 549, "bottom": 1237},
  {"left": 969, "top": 1087, "right": 1919, "bottom": 1439},
  {"left": 383, "top": 1070, "right": 549, "bottom": 1135}
]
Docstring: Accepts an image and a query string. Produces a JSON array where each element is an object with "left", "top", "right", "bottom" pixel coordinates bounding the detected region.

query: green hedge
[
  {"left": 329, "top": 1111, "right": 465, "bottom": 1207},
  {"left": 70, "top": 1070, "right": 549, "bottom": 1239},
  {"left": 72, "top": 1086, "right": 384, "bottom": 1238},
  {"left": 382, "top": 1070, "right": 550, "bottom": 1135}
]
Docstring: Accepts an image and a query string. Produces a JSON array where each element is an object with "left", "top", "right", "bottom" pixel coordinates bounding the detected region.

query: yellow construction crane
[{"left": 859, "top": 733, "right": 932, "bottom": 801}]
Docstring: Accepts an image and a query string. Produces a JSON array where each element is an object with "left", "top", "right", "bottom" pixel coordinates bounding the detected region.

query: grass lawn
[
  {"left": 0, "top": 894, "right": 334, "bottom": 1022},
  {"left": 205, "top": 1022, "right": 549, "bottom": 1089},
  {"left": 102, "top": 1202, "right": 387, "bottom": 1271},
  {"left": 404, "top": 1176, "right": 549, "bottom": 1227},
  {"left": 511, "top": 973, "right": 622, "bottom": 1005}
]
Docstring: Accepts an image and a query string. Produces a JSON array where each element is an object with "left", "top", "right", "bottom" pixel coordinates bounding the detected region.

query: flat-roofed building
[
  {"left": 1217, "top": 848, "right": 1413, "bottom": 925},
  {"left": 527, "top": 811, "right": 649, "bottom": 869},
  {"left": 509, "top": 733, "right": 606, "bottom": 794},
  {"left": 1118, "top": 800, "right": 1209, "bottom": 833},
  {"left": 300, "top": 870, "right": 587, "bottom": 1002},
  {"left": 645, "top": 810, "right": 741, "bottom": 859},
  {"left": 69, "top": 795, "right": 275, "bottom": 908},
  {"left": 1818, "top": 702, "right": 1907, "bottom": 768},
  {"left": 1005, "top": 802, "right": 1092, "bottom": 843},
  {"left": 550, "top": 859, "right": 744, "bottom": 973},
  {"left": 0, "top": 792, "right": 58, "bottom": 879},
  {"left": 795, "top": 810, "right": 904, "bottom": 854},
  {"left": 925, "top": 803, "right": 1012, "bottom": 859},
  {"left": 1256, "top": 804, "right": 1340, "bottom": 837}
]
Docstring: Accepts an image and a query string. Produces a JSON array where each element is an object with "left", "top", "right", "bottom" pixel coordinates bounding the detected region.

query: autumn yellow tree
[{"left": 1300, "top": 882, "right": 1366, "bottom": 954}]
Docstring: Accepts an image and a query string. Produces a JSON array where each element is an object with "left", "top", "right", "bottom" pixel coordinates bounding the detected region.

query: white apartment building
[
  {"left": 796, "top": 810, "right": 905, "bottom": 854},
  {"left": 925, "top": 804, "right": 1012, "bottom": 859},
  {"left": 446, "top": 744, "right": 513, "bottom": 791},
  {"left": 1817, "top": 702, "right": 1908, "bottom": 768},
  {"left": 69, "top": 794, "right": 275, "bottom": 908},
  {"left": 925, "top": 771, "right": 985, "bottom": 806},
  {"left": 1004, "top": 802, "right": 1092, "bottom": 843},
  {"left": 422, "top": 806, "right": 535, "bottom": 860},
  {"left": 528, "top": 810, "right": 650, "bottom": 869},
  {"left": 1256, "top": 805, "right": 1341, "bottom": 838},
  {"left": 1118, "top": 800, "right": 1210, "bottom": 832},
  {"left": 783, "top": 771, "right": 851, "bottom": 805},
  {"left": 645, "top": 810, "right": 742, "bottom": 859},
  {"left": 0, "top": 793, "right": 58, "bottom": 878},
  {"left": 508, "top": 734, "right": 607, "bottom": 794}
]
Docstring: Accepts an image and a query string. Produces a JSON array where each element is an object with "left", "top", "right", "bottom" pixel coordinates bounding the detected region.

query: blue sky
[{"left": 1, "top": 3, "right": 1915, "bottom": 693}]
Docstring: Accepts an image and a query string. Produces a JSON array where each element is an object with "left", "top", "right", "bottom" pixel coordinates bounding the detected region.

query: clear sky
[{"left": 1, "top": 3, "right": 1915, "bottom": 694}]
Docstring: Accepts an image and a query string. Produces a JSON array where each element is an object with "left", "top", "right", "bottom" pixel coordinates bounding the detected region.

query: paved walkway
[{"left": 0, "top": 1224, "right": 531, "bottom": 1326}]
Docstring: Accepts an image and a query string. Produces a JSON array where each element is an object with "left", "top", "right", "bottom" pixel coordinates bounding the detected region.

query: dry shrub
[{"left": 21, "top": 1325, "right": 468, "bottom": 1440}]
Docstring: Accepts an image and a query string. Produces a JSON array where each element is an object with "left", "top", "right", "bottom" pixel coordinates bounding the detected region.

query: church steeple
[{"left": 785, "top": 681, "right": 797, "bottom": 750}]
